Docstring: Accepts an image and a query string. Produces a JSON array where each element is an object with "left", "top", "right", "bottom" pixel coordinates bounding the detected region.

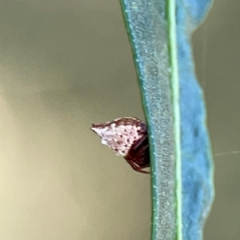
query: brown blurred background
[{"left": 0, "top": 1, "right": 239, "bottom": 239}]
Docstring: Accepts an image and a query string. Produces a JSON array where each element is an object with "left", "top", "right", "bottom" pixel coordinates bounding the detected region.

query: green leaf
[{"left": 119, "top": 0, "right": 214, "bottom": 239}]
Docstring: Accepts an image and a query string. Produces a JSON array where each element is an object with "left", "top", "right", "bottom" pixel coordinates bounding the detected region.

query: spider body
[{"left": 91, "top": 117, "right": 150, "bottom": 174}]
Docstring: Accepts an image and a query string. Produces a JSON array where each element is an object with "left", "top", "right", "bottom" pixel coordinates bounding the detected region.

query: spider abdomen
[{"left": 91, "top": 117, "right": 150, "bottom": 174}]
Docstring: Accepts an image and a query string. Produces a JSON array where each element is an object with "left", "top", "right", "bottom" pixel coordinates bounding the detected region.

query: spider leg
[
  {"left": 126, "top": 158, "right": 150, "bottom": 174},
  {"left": 132, "top": 134, "right": 148, "bottom": 150}
]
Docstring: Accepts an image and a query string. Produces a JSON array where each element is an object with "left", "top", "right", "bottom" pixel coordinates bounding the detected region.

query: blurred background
[{"left": 0, "top": 0, "right": 239, "bottom": 239}]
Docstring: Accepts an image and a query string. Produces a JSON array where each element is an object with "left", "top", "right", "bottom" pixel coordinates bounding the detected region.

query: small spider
[{"left": 91, "top": 117, "right": 150, "bottom": 174}]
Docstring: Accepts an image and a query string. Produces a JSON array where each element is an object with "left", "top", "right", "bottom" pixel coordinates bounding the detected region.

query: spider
[{"left": 91, "top": 117, "right": 150, "bottom": 174}]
